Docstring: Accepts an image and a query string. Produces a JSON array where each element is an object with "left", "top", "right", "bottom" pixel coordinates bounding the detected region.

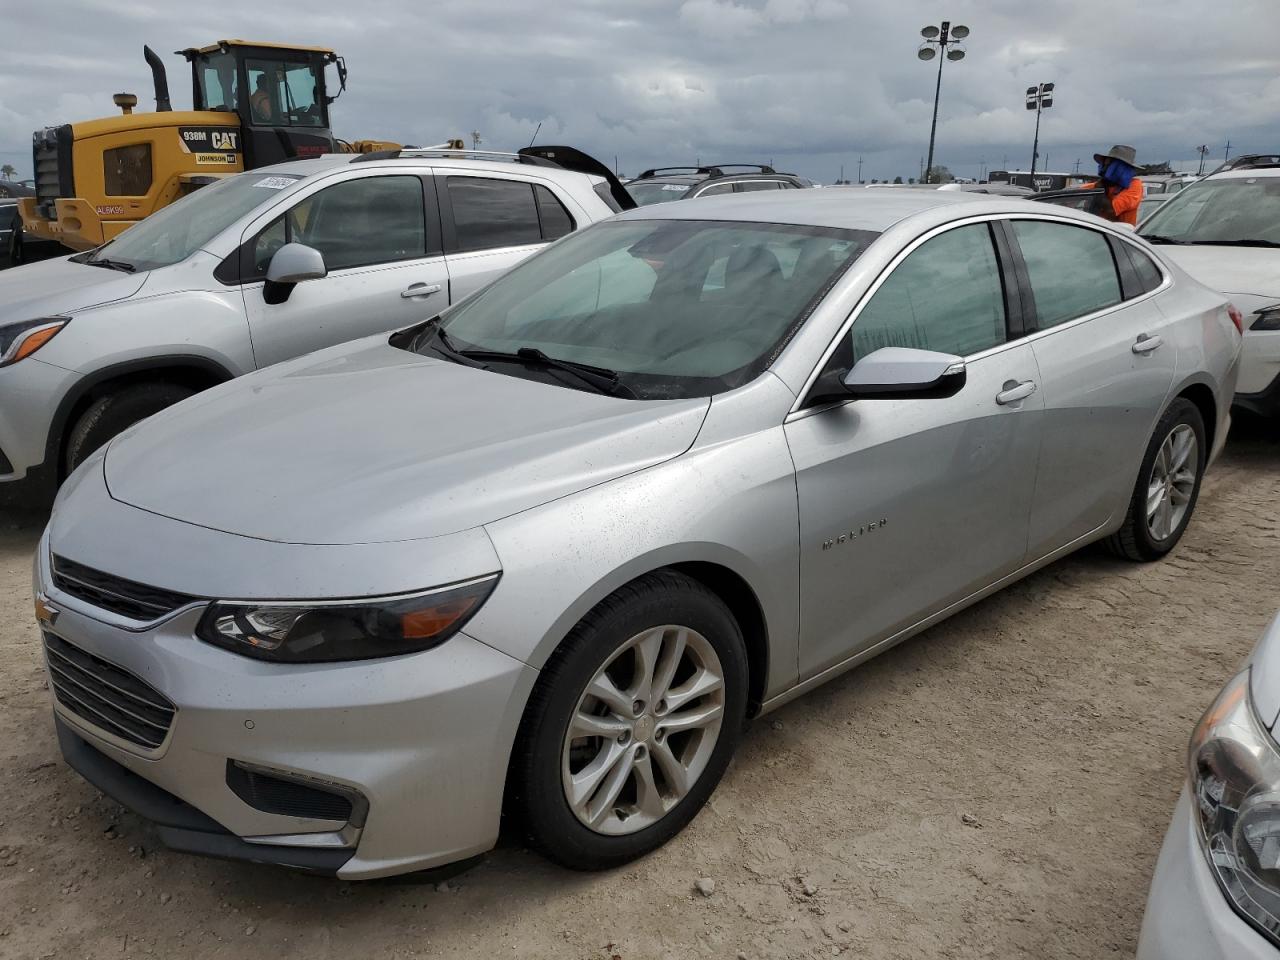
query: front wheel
[
  {"left": 1106, "top": 398, "right": 1206, "bottom": 561},
  {"left": 510, "top": 571, "right": 747, "bottom": 870},
  {"left": 64, "top": 382, "right": 196, "bottom": 475}
]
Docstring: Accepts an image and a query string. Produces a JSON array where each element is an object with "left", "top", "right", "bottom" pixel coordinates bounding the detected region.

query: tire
[
  {"left": 64, "top": 382, "right": 196, "bottom": 474},
  {"left": 1105, "top": 397, "right": 1206, "bottom": 562},
  {"left": 510, "top": 570, "right": 748, "bottom": 871}
]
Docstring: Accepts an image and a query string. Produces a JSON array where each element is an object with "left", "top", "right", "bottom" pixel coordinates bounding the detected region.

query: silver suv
[
  {"left": 39, "top": 190, "right": 1240, "bottom": 880},
  {"left": 0, "top": 146, "right": 628, "bottom": 496}
]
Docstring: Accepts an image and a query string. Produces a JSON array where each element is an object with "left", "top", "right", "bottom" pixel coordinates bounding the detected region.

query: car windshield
[
  {"left": 626, "top": 182, "right": 693, "bottom": 206},
  {"left": 1139, "top": 177, "right": 1280, "bottom": 246},
  {"left": 423, "top": 219, "right": 877, "bottom": 399},
  {"left": 79, "top": 172, "right": 303, "bottom": 272}
]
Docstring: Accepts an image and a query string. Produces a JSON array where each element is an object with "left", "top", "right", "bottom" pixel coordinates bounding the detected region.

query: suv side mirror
[
  {"left": 264, "top": 243, "right": 327, "bottom": 304},
  {"left": 807, "top": 347, "right": 967, "bottom": 406}
]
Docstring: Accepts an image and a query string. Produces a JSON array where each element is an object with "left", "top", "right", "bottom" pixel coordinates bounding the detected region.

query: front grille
[
  {"left": 226, "top": 762, "right": 355, "bottom": 822},
  {"left": 44, "top": 633, "right": 175, "bottom": 750},
  {"left": 52, "top": 555, "right": 196, "bottom": 622},
  {"left": 32, "top": 124, "right": 74, "bottom": 218}
]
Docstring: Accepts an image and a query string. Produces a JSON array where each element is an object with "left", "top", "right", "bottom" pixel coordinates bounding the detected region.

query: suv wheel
[
  {"left": 511, "top": 570, "right": 747, "bottom": 870},
  {"left": 1106, "top": 398, "right": 1206, "bottom": 561},
  {"left": 65, "top": 382, "right": 196, "bottom": 474}
]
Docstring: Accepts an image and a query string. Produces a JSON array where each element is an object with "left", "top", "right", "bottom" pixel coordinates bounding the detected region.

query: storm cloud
[{"left": 1, "top": 0, "right": 1276, "bottom": 183}]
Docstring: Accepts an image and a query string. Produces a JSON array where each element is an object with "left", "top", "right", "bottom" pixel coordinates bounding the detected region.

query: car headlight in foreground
[
  {"left": 1189, "top": 669, "right": 1280, "bottom": 946},
  {"left": 195, "top": 576, "right": 499, "bottom": 663}
]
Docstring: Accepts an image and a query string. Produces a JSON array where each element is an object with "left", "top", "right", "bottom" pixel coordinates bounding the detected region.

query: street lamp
[
  {"left": 917, "top": 21, "right": 969, "bottom": 184},
  {"left": 1026, "top": 82, "right": 1054, "bottom": 179}
]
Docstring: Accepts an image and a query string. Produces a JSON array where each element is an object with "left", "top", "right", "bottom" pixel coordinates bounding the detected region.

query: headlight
[
  {"left": 195, "top": 575, "right": 499, "bottom": 663},
  {"left": 1251, "top": 303, "right": 1280, "bottom": 332},
  {"left": 1189, "top": 669, "right": 1280, "bottom": 945},
  {"left": 0, "top": 317, "right": 69, "bottom": 367}
]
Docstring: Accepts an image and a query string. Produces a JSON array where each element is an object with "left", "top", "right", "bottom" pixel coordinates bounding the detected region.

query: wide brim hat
[{"left": 1093, "top": 144, "right": 1138, "bottom": 167}]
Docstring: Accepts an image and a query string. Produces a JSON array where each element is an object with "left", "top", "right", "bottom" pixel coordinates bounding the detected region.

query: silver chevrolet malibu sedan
[{"left": 35, "top": 190, "right": 1241, "bottom": 879}]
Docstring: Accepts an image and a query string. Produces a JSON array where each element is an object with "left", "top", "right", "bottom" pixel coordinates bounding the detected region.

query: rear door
[
  {"left": 437, "top": 173, "right": 581, "bottom": 302},
  {"left": 1009, "top": 217, "right": 1179, "bottom": 556},
  {"left": 239, "top": 171, "right": 449, "bottom": 368}
]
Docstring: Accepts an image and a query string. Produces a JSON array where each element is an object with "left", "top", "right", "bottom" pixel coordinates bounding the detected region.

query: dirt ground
[{"left": 0, "top": 420, "right": 1277, "bottom": 960}]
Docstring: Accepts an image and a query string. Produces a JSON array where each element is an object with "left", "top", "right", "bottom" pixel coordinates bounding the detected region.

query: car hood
[
  {"left": 1157, "top": 246, "right": 1280, "bottom": 301},
  {"left": 0, "top": 255, "right": 148, "bottom": 325},
  {"left": 104, "top": 339, "right": 710, "bottom": 545}
]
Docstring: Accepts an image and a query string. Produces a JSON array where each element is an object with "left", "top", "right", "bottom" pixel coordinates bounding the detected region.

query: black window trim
[
  {"left": 217, "top": 172, "right": 441, "bottom": 285},
  {"left": 438, "top": 173, "right": 574, "bottom": 255}
]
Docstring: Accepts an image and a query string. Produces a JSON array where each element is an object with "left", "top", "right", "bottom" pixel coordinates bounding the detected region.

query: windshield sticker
[
  {"left": 663, "top": 184, "right": 690, "bottom": 192},
  {"left": 253, "top": 176, "right": 298, "bottom": 190}
]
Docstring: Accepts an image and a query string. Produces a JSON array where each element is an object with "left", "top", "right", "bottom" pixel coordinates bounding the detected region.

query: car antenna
[{"left": 528, "top": 122, "right": 542, "bottom": 148}]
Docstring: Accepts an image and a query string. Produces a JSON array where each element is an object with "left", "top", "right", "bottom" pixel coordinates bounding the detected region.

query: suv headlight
[
  {"left": 195, "top": 575, "right": 498, "bottom": 663},
  {"left": 1251, "top": 303, "right": 1280, "bottom": 332},
  {"left": 1189, "top": 669, "right": 1280, "bottom": 945},
  {"left": 0, "top": 317, "right": 69, "bottom": 367}
]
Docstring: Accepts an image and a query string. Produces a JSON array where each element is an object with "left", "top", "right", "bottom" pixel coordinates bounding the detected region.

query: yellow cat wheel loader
[{"left": 17, "top": 40, "right": 400, "bottom": 256}]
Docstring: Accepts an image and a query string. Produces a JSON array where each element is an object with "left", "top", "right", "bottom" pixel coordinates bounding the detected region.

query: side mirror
[
  {"left": 807, "top": 347, "right": 967, "bottom": 406},
  {"left": 263, "top": 243, "right": 327, "bottom": 304}
]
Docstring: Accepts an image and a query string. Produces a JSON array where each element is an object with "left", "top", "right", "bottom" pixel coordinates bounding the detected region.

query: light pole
[
  {"left": 1195, "top": 145, "right": 1209, "bottom": 176},
  {"left": 917, "top": 21, "right": 969, "bottom": 184},
  {"left": 1026, "top": 82, "right": 1054, "bottom": 179}
]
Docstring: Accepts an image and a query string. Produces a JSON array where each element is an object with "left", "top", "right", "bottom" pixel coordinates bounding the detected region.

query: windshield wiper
[
  {"left": 83, "top": 256, "right": 137, "bottom": 272},
  {"left": 460, "top": 346, "right": 636, "bottom": 398},
  {"left": 418, "top": 322, "right": 488, "bottom": 369},
  {"left": 1182, "top": 239, "right": 1280, "bottom": 248},
  {"left": 1141, "top": 235, "right": 1190, "bottom": 245}
]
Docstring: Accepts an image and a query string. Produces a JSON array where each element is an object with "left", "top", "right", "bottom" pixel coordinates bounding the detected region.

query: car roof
[
  {"left": 244, "top": 154, "right": 604, "bottom": 189},
  {"left": 1204, "top": 166, "right": 1280, "bottom": 181},
  {"left": 618, "top": 188, "right": 992, "bottom": 232}
]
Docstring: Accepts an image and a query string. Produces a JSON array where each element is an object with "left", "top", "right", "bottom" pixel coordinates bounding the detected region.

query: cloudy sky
[{"left": 2, "top": 0, "right": 1277, "bottom": 184}]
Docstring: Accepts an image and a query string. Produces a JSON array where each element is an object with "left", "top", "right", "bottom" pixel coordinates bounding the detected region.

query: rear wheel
[
  {"left": 64, "top": 382, "right": 196, "bottom": 474},
  {"left": 511, "top": 571, "right": 747, "bottom": 870},
  {"left": 1106, "top": 398, "right": 1206, "bottom": 561}
]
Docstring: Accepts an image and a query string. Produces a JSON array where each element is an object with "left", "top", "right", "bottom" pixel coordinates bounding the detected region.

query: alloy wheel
[
  {"left": 561, "top": 625, "right": 725, "bottom": 835},
  {"left": 1146, "top": 423, "right": 1198, "bottom": 542}
]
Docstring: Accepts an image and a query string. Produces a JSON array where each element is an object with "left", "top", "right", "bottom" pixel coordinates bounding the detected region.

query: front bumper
[
  {"left": 1137, "top": 788, "right": 1275, "bottom": 960},
  {"left": 0, "top": 357, "right": 78, "bottom": 485},
  {"left": 36, "top": 540, "right": 537, "bottom": 880}
]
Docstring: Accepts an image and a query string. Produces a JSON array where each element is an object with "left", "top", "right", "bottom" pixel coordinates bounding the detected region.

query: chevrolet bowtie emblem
[{"left": 34, "top": 594, "right": 59, "bottom": 627}]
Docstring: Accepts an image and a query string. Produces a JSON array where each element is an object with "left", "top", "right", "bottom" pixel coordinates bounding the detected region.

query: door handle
[
  {"left": 1132, "top": 334, "right": 1163, "bottom": 354},
  {"left": 995, "top": 380, "right": 1037, "bottom": 405},
  {"left": 401, "top": 282, "right": 442, "bottom": 299}
]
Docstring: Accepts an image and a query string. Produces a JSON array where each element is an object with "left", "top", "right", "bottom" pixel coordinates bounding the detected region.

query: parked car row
[{"left": 1, "top": 143, "right": 1274, "bottom": 955}]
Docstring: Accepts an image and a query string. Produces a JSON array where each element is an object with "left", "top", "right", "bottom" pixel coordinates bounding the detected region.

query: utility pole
[
  {"left": 917, "top": 21, "right": 971, "bottom": 184},
  {"left": 1026, "top": 82, "right": 1054, "bottom": 178},
  {"left": 1224, "top": 140, "right": 1232, "bottom": 164},
  {"left": 839, "top": 163, "right": 844, "bottom": 184},
  {"left": 857, "top": 156, "right": 863, "bottom": 182},
  {"left": 1073, "top": 158, "right": 1081, "bottom": 175},
  {"left": 1196, "top": 145, "right": 1209, "bottom": 176},
  {"left": 471, "top": 130, "right": 482, "bottom": 150},
  {"left": 919, "top": 156, "right": 925, "bottom": 181}
]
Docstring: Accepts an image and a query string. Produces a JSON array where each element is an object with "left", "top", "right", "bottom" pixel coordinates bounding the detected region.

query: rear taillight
[{"left": 1228, "top": 303, "right": 1245, "bottom": 335}]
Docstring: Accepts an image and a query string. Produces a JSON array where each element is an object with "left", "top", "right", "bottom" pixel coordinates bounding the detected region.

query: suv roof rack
[
  {"left": 351, "top": 148, "right": 556, "bottom": 167},
  {"left": 1209, "top": 154, "right": 1280, "bottom": 175},
  {"left": 634, "top": 163, "right": 779, "bottom": 180}
]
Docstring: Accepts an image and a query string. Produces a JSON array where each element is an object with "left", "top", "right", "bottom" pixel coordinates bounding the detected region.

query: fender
[{"left": 43, "top": 354, "right": 237, "bottom": 481}]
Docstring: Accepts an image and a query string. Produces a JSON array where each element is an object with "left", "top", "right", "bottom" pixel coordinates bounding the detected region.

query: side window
[
  {"left": 293, "top": 176, "right": 426, "bottom": 271},
  {"left": 534, "top": 185, "right": 575, "bottom": 241},
  {"left": 448, "top": 177, "right": 542, "bottom": 252},
  {"left": 735, "top": 180, "right": 780, "bottom": 193},
  {"left": 1128, "top": 245, "right": 1165, "bottom": 294},
  {"left": 248, "top": 176, "right": 426, "bottom": 276},
  {"left": 1012, "top": 220, "right": 1122, "bottom": 329},
  {"left": 852, "top": 223, "right": 1006, "bottom": 359},
  {"left": 697, "top": 183, "right": 735, "bottom": 197}
]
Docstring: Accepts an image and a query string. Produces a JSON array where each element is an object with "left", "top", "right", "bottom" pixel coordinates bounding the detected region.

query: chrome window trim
[{"left": 787, "top": 211, "right": 1172, "bottom": 417}]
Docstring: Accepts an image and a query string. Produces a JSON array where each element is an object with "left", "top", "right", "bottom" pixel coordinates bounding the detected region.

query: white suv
[
  {"left": 0, "top": 147, "right": 630, "bottom": 496},
  {"left": 1138, "top": 160, "right": 1280, "bottom": 416}
]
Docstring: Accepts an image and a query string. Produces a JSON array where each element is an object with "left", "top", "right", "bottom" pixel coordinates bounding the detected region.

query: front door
[
  {"left": 1006, "top": 218, "right": 1179, "bottom": 556},
  {"left": 241, "top": 173, "right": 449, "bottom": 369},
  {"left": 785, "top": 221, "right": 1043, "bottom": 679}
]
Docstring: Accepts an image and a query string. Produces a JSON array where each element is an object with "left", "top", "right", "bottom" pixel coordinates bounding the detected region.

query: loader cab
[{"left": 182, "top": 41, "right": 342, "bottom": 168}]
